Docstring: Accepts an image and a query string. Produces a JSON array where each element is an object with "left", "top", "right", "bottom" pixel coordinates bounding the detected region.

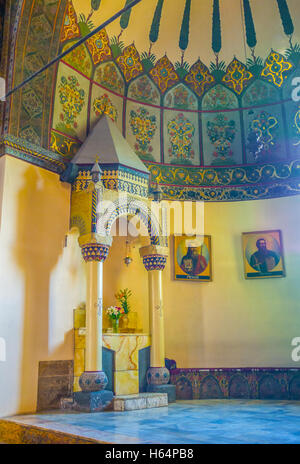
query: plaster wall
[
  {"left": 104, "top": 196, "right": 300, "bottom": 369},
  {"left": 0, "top": 156, "right": 85, "bottom": 417}
]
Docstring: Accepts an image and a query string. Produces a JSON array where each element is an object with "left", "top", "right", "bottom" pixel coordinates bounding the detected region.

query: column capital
[
  {"left": 79, "top": 233, "right": 113, "bottom": 262},
  {"left": 139, "top": 245, "right": 168, "bottom": 271}
]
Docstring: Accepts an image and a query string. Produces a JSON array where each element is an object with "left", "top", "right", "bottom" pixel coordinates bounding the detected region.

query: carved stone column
[{"left": 140, "top": 245, "right": 176, "bottom": 402}]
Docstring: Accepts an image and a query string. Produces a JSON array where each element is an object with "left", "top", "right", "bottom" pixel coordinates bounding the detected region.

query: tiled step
[{"left": 113, "top": 393, "right": 168, "bottom": 411}]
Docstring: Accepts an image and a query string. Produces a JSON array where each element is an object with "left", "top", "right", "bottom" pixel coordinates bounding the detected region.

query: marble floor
[{"left": 2, "top": 400, "right": 300, "bottom": 444}]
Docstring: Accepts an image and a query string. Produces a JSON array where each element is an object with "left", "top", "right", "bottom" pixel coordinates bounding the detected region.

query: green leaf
[
  {"left": 179, "top": 0, "right": 191, "bottom": 51},
  {"left": 243, "top": 0, "right": 257, "bottom": 49},
  {"left": 212, "top": 0, "right": 221, "bottom": 54},
  {"left": 149, "top": 0, "right": 164, "bottom": 43},
  {"left": 120, "top": 0, "right": 134, "bottom": 30},
  {"left": 276, "top": 0, "right": 294, "bottom": 36},
  {"left": 91, "top": 0, "right": 101, "bottom": 11}
]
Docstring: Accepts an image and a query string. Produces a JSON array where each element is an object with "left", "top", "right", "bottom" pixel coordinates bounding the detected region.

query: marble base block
[
  {"left": 73, "top": 390, "right": 113, "bottom": 412},
  {"left": 113, "top": 393, "right": 168, "bottom": 411},
  {"left": 147, "top": 384, "right": 176, "bottom": 403}
]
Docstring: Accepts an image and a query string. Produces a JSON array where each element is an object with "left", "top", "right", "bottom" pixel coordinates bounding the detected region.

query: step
[{"left": 113, "top": 393, "right": 168, "bottom": 411}]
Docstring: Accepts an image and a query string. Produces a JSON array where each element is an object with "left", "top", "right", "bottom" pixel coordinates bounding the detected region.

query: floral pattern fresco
[
  {"left": 207, "top": 114, "right": 237, "bottom": 165},
  {"left": 202, "top": 85, "right": 237, "bottom": 111},
  {"left": 165, "top": 84, "right": 197, "bottom": 110},
  {"left": 247, "top": 110, "right": 280, "bottom": 161},
  {"left": 93, "top": 94, "right": 118, "bottom": 122},
  {"left": 56, "top": 75, "right": 85, "bottom": 137},
  {"left": 129, "top": 107, "right": 157, "bottom": 160},
  {"left": 168, "top": 113, "right": 195, "bottom": 164},
  {"left": 94, "top": 62, "right": 125, "bottom": 94},
  {"left": 128, "top": 76, "right": 160, "bottom": 104},
  {"left": 62, "top": 42, "right": 92, "bottom": 77}
]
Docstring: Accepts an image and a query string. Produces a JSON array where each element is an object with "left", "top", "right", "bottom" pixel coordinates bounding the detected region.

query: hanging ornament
[{"left": 124, "top": 240, "right": 133, "bottom": 266}]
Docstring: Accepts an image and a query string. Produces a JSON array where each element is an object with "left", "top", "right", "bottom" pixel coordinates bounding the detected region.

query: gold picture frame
[
  {"left": 242, "top": 230, "right": 285, "bottom": 279},
  {"left": 173, "top": 235, "right": 212, "bottom": 282}
]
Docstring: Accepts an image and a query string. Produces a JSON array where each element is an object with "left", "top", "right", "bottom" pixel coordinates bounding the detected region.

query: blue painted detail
[
  {"left": 139, "top": 346, "right": 151, "bottom": 393},
  {"left": 102, "top": 347, "right": 114, "bottom": 393}
]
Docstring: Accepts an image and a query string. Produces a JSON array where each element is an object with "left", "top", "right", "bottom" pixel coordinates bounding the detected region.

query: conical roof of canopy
[{"left": 71, "top": 115, "right": 149, "bottom": 175}]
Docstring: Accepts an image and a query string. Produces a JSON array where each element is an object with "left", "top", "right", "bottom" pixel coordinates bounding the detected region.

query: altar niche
[{"left": 65, "top": 115, "right": 173, "bottom": 410}]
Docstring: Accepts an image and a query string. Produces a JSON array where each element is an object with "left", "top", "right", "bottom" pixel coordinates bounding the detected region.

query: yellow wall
[
  {"left": 0, "top": 156, "right": 85, "bottom": 417},
  {"left": 103, "top": 219, "right": 150, "bottom": 334},
  {"left": 1, "top": 156, "right": 300, "bottom": 416},
  {"left": 102, "top": 196, "right": 300, "bottom": 369}
]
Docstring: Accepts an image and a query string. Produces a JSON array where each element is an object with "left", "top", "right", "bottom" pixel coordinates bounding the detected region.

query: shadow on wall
[{"left": 13, "top": 166, "right": 70, "bottom": 412}]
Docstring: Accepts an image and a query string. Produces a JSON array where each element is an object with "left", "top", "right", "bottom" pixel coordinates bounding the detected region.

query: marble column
[
  {"left": 79, "top": 241, "right": 109, "bottom": 391},
  {"left": 139, "top": 245, "right": 171, "bottom": 386},
  {"left": 73, "top": 236, "right": 113, "bottom": 412}
]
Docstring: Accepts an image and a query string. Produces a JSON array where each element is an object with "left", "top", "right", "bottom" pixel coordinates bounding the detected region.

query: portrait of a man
[
  {"left": 174, "top": 235, "right": 212, "bottom": 281},
  {"left": 180, "top": 245, "right": 208, "bottom": 276},
  {"left": 242, "top": 230, "right": 285, "bottom": 279},
  {"left": 249, "top": 238, "right": 280, "bottom": 273}
]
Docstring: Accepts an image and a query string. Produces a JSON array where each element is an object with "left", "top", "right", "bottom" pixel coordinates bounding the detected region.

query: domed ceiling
[{"left": 5, "top": 0, "right": 300, "bottom": 201}]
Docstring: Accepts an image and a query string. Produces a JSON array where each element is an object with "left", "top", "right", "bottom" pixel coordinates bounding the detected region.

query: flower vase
[
  {"left": 119, "top": 314, "right": 129, "bottom": 331},
  {"left": 112, "top": 318, "right": 119, "bottom": 334}
]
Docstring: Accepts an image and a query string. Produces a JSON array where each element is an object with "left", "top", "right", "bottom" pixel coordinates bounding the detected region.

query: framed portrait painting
[
  {"left": 173, "top": 235, "right": 212, "bottom": 282},
  {"left": 242, "top": 230, "right": 285, "bottom": 279}
]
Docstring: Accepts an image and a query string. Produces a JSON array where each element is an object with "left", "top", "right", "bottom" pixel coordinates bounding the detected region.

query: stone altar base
[
  {"left": 113, "top": 393, "right": 168, "bottom": 411},
  {"left": 147, "top": 384, "right": 176, "bottom": 403},
  {"left": 61, "top": 390, "right": 113, "bottom": 413}
]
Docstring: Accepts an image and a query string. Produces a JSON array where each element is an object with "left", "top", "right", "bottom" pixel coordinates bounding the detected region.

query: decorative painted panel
[
  {"left": 7, "top": 0, "right": 300, "bottom": 201},
  {"left": 283, "top": 69, "right": 300, "bottom": 159},
  {"left": 128, "top": 75, "right": 160, "bottom": 105},
  {"left": 126, "top": 102, "right": 161, "bottom": 163},
  {"left": 163, "top": 110, "right": 200, "bottom": 165},
  {"left": 202, "top": 85, "right": 242, "bottom": 166},
  {"left": 242, "top": 79, "right": 286, "bottom": 163},
  {"left": 164, "top": 84, "right": 198, "bottom": 110},
  {"left": 52, "top": 62, "right": 89, "bottom": 141},
  {"left": 90, "top": 84, "right": 123, "bottom": 133},
  {"left": 62, "top": 41, "right": 92, "bottom": 77},
  {"left": 94, "top": 61, "right": 125, "bottom": 94}
]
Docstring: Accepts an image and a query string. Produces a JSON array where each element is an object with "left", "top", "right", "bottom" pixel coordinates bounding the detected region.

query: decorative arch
[
  {"left": 175, "top": 376, "right": 193, "bottom": 400},
  {"left": 8, "top": 0, "right": 67, "bottom": 148},
  {"left": 242, "top": 79, "right": 286, "bottom": 163},
  {"left": 128, "top": 74, "right": 160, "bottom": 104},
  {"left": 164, "top": 83, "right": 198, "bottom": 110},
  {"left": 228, "top": 374, "right": 250, "bottom": 399},
  {"left": 199, "top": 375, "right": 223, "bottom": 399},
  {"left": 201, "top": 84, "right": 242, "bottom": 166},
  {"left": 98, "top": 198, "right": 162, "bottom": 245},
  {"left": 94, "top": 60, "right": 125, "bottom": 94}
]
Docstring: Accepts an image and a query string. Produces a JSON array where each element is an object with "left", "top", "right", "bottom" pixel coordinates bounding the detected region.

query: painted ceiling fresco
[{"left": 4, "top": 0, "right": 300, "bottom": 200}]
